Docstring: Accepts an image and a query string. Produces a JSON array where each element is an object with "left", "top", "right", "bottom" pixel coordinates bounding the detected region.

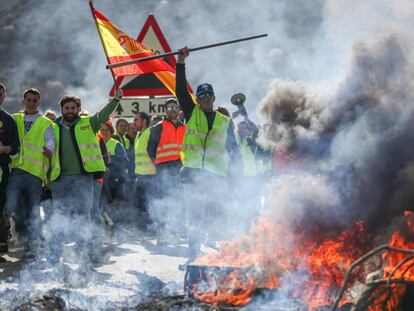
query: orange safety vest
[{"left": 155, "top": 119, "right": 186, "bottom": 164}]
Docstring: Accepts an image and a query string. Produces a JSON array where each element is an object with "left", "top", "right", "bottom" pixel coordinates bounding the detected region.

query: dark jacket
[{"left": 0, "top": 109, "right": 20, "bottom": 166}]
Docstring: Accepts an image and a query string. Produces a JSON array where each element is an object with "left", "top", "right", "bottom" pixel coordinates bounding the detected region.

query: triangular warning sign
[
  {"left": 115, "top": 102, "right": 124, "bottom": 116},
  {"left": 109, "top": 15, "right": 176, "bottom": 97}
]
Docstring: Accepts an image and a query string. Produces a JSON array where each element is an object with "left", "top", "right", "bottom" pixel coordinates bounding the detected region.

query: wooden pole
[{"left": 106, "top": 33, "right": 268, "bottom": 70}]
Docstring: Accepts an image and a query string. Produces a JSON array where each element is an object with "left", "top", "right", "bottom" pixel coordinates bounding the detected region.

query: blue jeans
[
  {"left": 5, "top": 169, "right": 43, "bottom": 251},
  {"left": 48, "top": 175, "right": 99, "bottom": 264}
]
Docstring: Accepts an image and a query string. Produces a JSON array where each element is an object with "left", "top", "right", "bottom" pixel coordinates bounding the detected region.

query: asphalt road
[{"left": 0, "top": 231, "right": 193, "bottom": 310}]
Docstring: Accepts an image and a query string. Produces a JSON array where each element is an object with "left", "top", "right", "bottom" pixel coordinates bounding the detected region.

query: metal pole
[{"left": 106, "top": 33, "right": 268, "bottom": 70}]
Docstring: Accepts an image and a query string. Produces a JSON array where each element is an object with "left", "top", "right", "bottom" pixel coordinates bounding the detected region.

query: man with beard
[
  {"left": 47, "top": 88, "right": 122, "bottom": 268},
  {"left": 5, "top": 88, "right": 54, "bottom": 260},
  {"left": 133, "top": 112, "right": 155, "bottom": 231},
  {"left": 0, "top": 83, "right": 20, "bottom": 259},
  {"left": 147, "top": 98, "right": 186, "bottom": 245}
]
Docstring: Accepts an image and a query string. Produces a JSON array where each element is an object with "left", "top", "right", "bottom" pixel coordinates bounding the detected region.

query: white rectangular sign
[{"left": 113, "top": 97, "right": 170, "bottom": 118}]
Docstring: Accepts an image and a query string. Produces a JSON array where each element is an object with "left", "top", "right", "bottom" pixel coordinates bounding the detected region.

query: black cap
[{"left": 196, "top": 83, "right": 214, "bottom": 97}]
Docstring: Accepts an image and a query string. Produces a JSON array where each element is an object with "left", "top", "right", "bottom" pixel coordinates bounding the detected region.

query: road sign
[
  {"left": 113, "top": 97, "right": 170, "bottom": 118},
  {"left": 109, "top": 14, "right": 175, "bottom": 97}
]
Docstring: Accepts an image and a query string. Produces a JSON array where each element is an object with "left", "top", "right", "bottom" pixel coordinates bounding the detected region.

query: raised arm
[
  {"left": 90, "top": 87, "right": 123, "bottom": 133},
  {"left": 176, "top": 47, "right": 195, "bottom": 121}
]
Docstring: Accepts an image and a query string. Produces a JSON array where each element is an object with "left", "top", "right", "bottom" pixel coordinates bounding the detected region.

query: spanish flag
[{"left": 94, "top": 9, "right": 177, "bottom": 95}]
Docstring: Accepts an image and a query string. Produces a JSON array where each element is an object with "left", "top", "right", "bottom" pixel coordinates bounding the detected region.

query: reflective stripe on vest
[
  {"left": 105, "top": 137, "right": 120, "bottom": 156},
  {"left": 51, "top": 117, "right": 106, "bottom": 181},
  {"left": 134, "top": 128, "right": 156, "bottom": 175},
  {"left": 181, "top": 106, "right": 230, "bottom": 177},
  {"left": 12, "top": 113, "right": 52, "bottom": 181},
  {"left": 155, "top": 119, "right": 186, "bottom": 164}
]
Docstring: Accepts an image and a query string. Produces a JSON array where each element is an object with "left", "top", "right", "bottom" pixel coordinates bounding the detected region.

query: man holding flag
[{"left": 47, "top": 88, "right": 122, "bottom": 268}]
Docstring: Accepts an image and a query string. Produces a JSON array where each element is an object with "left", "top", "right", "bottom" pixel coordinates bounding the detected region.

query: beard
[{"left": 62, "top": 113, "right": 78, "bottom": 123}]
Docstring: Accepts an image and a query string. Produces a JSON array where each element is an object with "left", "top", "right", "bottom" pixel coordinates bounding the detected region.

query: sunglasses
[
  {"left": 197, "top": 93, "right": 213, "bottom": 100},
  {"left": 166, "top": 105, "right": 179, "bottom": 111}
]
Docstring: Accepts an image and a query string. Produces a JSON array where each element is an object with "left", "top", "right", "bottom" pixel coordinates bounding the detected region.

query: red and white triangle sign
[{"left": 109, "top": 14, "right": 176, "bottom": 97}]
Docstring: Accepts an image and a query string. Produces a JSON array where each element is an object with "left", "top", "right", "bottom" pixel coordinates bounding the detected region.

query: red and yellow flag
[{"left": 94, "top": 10, "right": 177, "bottom": 94}]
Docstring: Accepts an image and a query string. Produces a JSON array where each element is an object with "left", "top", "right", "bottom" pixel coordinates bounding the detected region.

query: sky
[{"left": 3, "top": 0, "right": 413, "bottom": 122}]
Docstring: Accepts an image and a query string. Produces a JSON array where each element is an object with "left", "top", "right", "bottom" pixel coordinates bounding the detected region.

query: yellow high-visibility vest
[
  {"left": 114, "top": 133, "right": 130, "bottom": 150},
  {"left": 51, "top": 117, "right": 106, "bottom": 181},
  {"left": 236, "top": 134, "right": 272, "bottom": 177},
  {"left": 106, "top": 137, "right": 122, "bottom": 156},
  {"left": 12, "top": 113, "right": 53, "bottom": 181},
  {"left": 181, "top": 106, "right": 230, "bottom": 177},
  {"left": 236, "top": 134, "right": 257, "bottom": 177},
  {"left": 134, "top": 128, "right": 156, "bottom": 175}
]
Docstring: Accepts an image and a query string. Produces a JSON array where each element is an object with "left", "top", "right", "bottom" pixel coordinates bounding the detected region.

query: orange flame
[
  {"left": 368, "top": 211, "right": 414, "bottom": 311},
  {"left": 193, "top": 218, "right": 371, "bottom": 309}
]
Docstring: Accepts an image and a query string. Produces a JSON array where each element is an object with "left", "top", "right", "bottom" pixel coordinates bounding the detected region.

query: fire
[
  {"left": 192, "top": 218, "right": 371, "bottom": 309},
  {"left": 367, "top": 211, "right": 414, "bottom": 311}
]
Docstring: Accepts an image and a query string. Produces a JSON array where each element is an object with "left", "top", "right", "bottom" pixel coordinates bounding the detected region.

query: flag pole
[
  {"left": 88, "top": 0, "right": 119, "bottom": 89},
  {"left": 106, "top": 33, "right": 268, "bottom": 70}
]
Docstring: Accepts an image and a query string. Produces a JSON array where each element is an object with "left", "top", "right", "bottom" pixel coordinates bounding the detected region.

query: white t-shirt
[{"left": 24, "top": 113, "right": 55, "bottom": 152}]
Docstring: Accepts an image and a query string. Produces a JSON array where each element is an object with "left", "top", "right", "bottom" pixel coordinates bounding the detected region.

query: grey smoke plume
[{"left": 258, "top": 34, "right": 414, "bottom": 229}]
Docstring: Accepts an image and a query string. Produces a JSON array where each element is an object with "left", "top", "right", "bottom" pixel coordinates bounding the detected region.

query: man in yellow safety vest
[
  {"left": 133, "top": 112, "right": 155, "bottom": 231},
  {"left": 46, "top": 88, "right": 122, "bottom": 268},
  {"left": 100, "top": 121, "right": 128, "bottom": 203},
  {"left": 5, "top": 88, "right": 55, "bottom": 259},
  {"left": 176, "top": 47, "right": 242, "bottom": 259}
]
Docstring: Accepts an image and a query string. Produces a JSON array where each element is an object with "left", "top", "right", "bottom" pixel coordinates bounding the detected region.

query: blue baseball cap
[{"left": 196, "top": 83, "right": 215, "bottom": 97}]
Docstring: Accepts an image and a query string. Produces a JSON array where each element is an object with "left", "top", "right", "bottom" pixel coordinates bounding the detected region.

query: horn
[{"left": 231, "top": 93, "right": 248, "bottom": 117}]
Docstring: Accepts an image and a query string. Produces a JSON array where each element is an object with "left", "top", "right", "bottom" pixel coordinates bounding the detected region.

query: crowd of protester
[{"left": 0, "top": 48, "right": 273, "bottom": 271}]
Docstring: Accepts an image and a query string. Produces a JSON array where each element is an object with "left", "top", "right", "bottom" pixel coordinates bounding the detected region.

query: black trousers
[
  {"left": 0, "top": 164, "right": 10, "bottom": 252},
  {"left": 133, "top": 175, "right": 156, "bottom": 230}
]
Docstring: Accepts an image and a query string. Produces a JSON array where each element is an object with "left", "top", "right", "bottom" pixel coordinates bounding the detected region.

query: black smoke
[{"left": 258, "top": 35, "right": 414, "bottom": 230}]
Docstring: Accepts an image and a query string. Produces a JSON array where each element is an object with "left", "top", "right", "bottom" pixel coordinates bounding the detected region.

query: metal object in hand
[{"left": 231, "top": 93, "right": 248, "bottom": 117}]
